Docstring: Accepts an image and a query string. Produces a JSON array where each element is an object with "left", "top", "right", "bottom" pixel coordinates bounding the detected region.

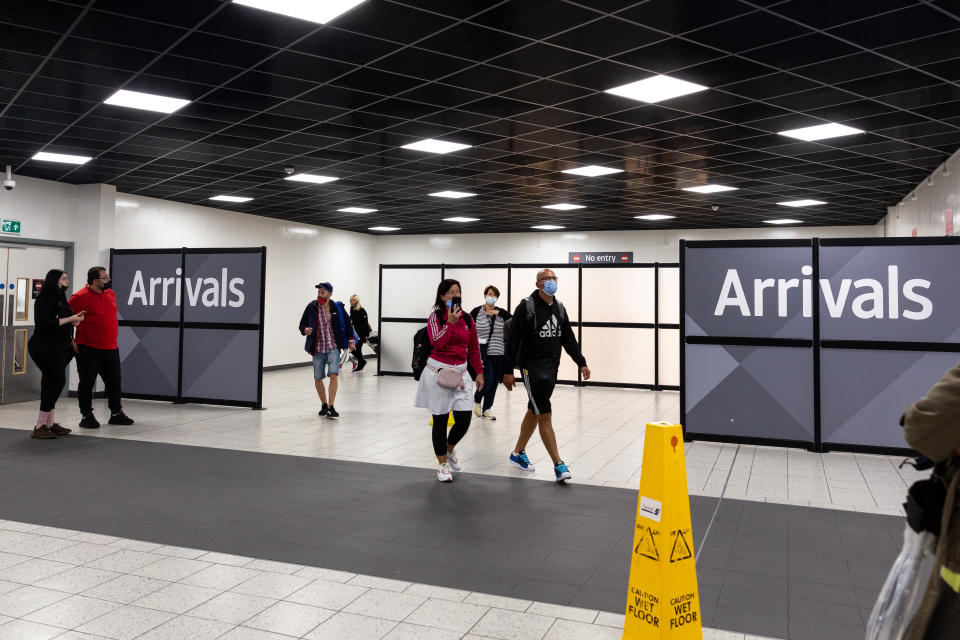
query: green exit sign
[{"left": 1, "top": 219, "right": 20, "bottom": 234}]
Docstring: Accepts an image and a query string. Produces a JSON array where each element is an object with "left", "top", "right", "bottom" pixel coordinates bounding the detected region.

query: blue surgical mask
[
  {"left": 485, "top": 296, "right": 497, "bottom": 306},
  {"left": 543, "top": 280, "right": 558, "bottom": 296},
  {"left": 445, "top": 299, "right": 453, "bottom": 308}
]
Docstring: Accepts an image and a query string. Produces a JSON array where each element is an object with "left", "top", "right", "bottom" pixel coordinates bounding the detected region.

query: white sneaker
[
  {"left": 437, "top": 463, "right": 453, "bottom": 482},
  {"left": 482, "top": 410, "right": 496, "bottom": 421},
  {"left": 473, "top": 403, "right": 482, "bottom": 417},
  {"left": 446, "top": 450, "right": 462, "bottom": 471}
]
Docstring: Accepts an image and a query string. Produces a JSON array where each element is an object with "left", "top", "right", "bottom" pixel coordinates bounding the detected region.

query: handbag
[
  {"left": 902, "top": 458, "right": 949, "bottom": 536},
  {"left": 429, "top": 365, "right": 465, "bottom": 390}
]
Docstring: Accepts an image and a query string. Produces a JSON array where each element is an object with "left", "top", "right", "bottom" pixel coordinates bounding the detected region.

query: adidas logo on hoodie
[{"left": 539, "top": 315, "right": 560, "bottom": 338}]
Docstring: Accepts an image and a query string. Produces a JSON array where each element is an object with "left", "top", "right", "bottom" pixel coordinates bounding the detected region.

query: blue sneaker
[
  {"left": 554, "top": 462, "right": 572, "bottom": 483},
  {"left": 509, "top": 450, "right": 535, "bottom": 472}
]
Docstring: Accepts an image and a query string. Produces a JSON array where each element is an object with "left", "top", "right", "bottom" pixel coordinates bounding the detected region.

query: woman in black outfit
[
  {"left": 349, "top": 294, "right": 371, "bottom": 371},
  {"left": 28, "top": 269, "right": 85, "bottom": 439}
]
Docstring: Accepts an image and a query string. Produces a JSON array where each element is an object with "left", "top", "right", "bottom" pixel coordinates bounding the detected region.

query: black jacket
[
  {"left": 33, "top": 292, "right": 74, "bottom": 343},
  {"left": 503, "top": 290, "right": 586, "bottom": 374},
  {"left": 350, "top": 306, "right": 371, "bottom": 339},
  {"left": 299, "top": 300, "right": 355, "bottom": 355}
]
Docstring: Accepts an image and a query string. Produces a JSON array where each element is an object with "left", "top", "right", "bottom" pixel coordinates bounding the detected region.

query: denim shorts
[{"left": 313, "top": 348, "right": 341, "bottom": 380}]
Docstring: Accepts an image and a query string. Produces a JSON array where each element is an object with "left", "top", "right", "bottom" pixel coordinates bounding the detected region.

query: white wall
[
  {"left": 882, "top": 148, "right": 959, "bottom": 237},
  {"left": 372, "top": 223, "right": 883, "bottom": 269},
  {"left": 0, "top": 174, "right": 378, "bottom": 368}
]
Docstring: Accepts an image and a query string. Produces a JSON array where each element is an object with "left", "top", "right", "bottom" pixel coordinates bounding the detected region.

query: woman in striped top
[{"left": 470, "top": 285, "right": 512, "bottom": 420}]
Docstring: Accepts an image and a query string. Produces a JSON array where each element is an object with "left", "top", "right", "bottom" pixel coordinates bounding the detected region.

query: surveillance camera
[
  {"left": 283, "top": 165, "right": 295, "bottom": 176},
  {"left": 711, "top": 204, "right": 719, "bottom": 212},
  {"left": 3, "top": 166, "right": 12, "bottom": 191}
]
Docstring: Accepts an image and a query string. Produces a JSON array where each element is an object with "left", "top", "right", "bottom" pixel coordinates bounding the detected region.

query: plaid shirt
[{"left": 315, "top": 303, "right": 337, "bottom": 353}]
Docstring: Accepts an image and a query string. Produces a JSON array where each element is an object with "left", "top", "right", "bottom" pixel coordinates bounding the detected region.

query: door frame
[{"left": 0, "top": 238, "right": 75, "bottom": 403}]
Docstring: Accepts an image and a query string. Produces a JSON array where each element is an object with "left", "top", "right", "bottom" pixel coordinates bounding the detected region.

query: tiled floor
[
  {"left": 0, "top": 519, "right": 778, "bottom": 640},
  {"left": 0, "top": 367, "right": 915, "bottom": 639},
  {"left": 0, "top": 367, "right": 922, "bottom": 515}
]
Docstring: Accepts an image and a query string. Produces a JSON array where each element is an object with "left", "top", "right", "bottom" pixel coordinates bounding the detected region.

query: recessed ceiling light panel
[
  {"left": 338, "top": 207, "right": 377, "bottom": 213},
  {"left": 103, "top": 89, "right": 190, "bottom": 114},
  {"left": 764, "top": 219, "right": 802, "bottom": 225},
  {"left": 210, "top": 195, "right": 253, "bottom": 203},
  {"left": 369, "top": 226, "right": 400, "bottom": 232},
  {"left": 778, "top": 123, "right": 864, "bottom": 141},
  {"left": 635, "top": 214, "right": 675, "bottom": 220},
  {"left": 682, "top": 184, "right": 737, "bottom": 194},
  {"left": 777, "top": 200, "right": 826, "bottom": 207},
  {"left": 233, "top": 0, "right": 367, "bottom": 24},
  {"left": 531, "top": 225, "right": 566, "bottom": 230},
  {"left": 605, "top": 74, "right": 708, "bottom": 103},
  {"left": 542, "top": 203, "right": 584, "bottom": 210},
  {"left": 31, "top": 151, "right": 92, "bottom": 165},
  {"left": 285, "top": 174, "right": 339, "bottom": 184},
  {"left": 562, "top": 165, "right": 623, "bottom": 177},
  {"left": 443, "top": 217, "right": 479, "bottom": 223},
  {"left": 401, "top": 139, "right": 471, "bottom": 154},
  {"left": 429, "top": 191, "right": 476, "bottom": 199}
]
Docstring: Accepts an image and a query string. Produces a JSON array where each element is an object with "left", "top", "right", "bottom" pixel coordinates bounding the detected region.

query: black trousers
[
  {"left": 473, "top": 354, "right": 503, "bottom": 411},
  {"left": 76, "top": 345, "right": 123, "bottom": 415},
  {"left": 28, "top": 337, "right": 73, "bottom": 412},
  {"left": 432, "top": 410, "right": 472, "bottom": 456},
  {"left": 354, "top": 337, "right": 367, "bottom": 367}
]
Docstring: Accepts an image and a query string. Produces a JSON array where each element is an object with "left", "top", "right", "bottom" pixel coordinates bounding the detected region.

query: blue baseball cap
[{"left": 315, "top": 281, "right": 333, "bottom": 293}]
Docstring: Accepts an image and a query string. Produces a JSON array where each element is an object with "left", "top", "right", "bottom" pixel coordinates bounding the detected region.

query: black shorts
[{"left": 521, "top": 366, "right": 557, "bottom": 415}]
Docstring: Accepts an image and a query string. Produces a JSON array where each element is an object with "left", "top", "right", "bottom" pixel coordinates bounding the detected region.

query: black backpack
[
  {"left": 503, "top": 296, "right": 567, "bottom": 347},
  {"left": 412, "top": 312, "right": 472, "bottom": 381}
]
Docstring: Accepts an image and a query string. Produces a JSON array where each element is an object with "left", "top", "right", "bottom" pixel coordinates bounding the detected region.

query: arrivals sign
[
  {"left": 682, "top": 238, "right": 960, "bottom": 451},
  {"left": 109, "top": 248, "right": 265, "bottom": 408},
  {"left": 568, "top": 251, "right": 633, "bottom": 264}
]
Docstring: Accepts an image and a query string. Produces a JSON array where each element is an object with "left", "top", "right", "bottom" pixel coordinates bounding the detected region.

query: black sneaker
[
  {"left": 327, "top": 406, "right": 339, "bottom": 418},
  {"left": 319, "top": 403, "right": 329, "bottom": 416},
  {"left": 79, "top": 413, "right": 100, "bottom": 429},
  {"left": 49, "top": 423, "right": 72, "bottom": 436},
  {"left": 108, "top": 411, "right": 134, "bottom": 425}
]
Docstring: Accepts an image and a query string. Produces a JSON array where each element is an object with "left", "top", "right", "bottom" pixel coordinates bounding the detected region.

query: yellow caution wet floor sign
[{"left": 622, "top": 422, "right": 702, "bottom": 639}]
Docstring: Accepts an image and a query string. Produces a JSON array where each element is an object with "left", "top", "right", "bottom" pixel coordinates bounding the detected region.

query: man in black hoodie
[{"left": 503, "top": 268, "right": 590, "bottom": 482}]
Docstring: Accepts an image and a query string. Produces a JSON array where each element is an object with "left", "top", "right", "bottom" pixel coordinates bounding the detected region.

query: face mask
[
  {"left": 485, "top": 296, "right": 497, "bottom": 306},
  {"left": 59, "top": 284, "right": 68, "bottom": 292},
  {"left": 445, "top": 299, "right": 453, "bottom": 308},
  {"left": 317, "top": 296, "right": 328, "bottom": 304},
  {"left": 102, "top": 281, "right": 112, "bottom": 290},
  {"left": 543, "top": 280, "right": 558, "bottom": 296}
]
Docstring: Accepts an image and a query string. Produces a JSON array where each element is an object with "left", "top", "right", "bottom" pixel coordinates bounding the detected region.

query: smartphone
[{"left": 451, "top": 296, "right": 462, "bottom": 310}]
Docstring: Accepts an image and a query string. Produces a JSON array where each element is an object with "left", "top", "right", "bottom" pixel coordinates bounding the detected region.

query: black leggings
[
  {"left": 354, "top": 337, "right": 367, "bottom": 367},
  {"left": 474, "top": 354, "right": 503, "bottom": 411},
  {"left": 432, "top": 410, "right": 472, "bottom": 457},
  {"left": 28, "top": 337, "right": 73, "bottom": 412}
]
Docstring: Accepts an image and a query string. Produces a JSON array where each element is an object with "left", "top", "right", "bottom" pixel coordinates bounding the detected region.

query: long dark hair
[
  {"left": 38, "top": 269, "right": 67, "bottom": 303},
  {"left": 432, "top": 278, "right": 461, "bottom": 315}
]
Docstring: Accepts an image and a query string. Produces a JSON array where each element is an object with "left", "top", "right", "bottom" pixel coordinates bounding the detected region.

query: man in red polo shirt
[{"left": 69, "top": 266, "right": 134, "bottom": 429}]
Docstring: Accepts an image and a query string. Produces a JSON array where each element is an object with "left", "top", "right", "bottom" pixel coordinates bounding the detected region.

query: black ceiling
[{"left": 1, "top": 0, "right": 959, "bottom": 234}]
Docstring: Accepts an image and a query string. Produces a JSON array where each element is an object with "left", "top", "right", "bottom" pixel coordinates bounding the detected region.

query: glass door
[{"left": 1, "top": 245, "right": 66, "bottom": 404}]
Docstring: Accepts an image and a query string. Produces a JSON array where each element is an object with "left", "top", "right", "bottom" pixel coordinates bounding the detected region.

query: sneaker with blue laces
[
  {"left": 554, "top": 461, "right": 572, "bottom": 483},
  {"left": 509, "top": 450, "right": 535, "bottom": 472}
]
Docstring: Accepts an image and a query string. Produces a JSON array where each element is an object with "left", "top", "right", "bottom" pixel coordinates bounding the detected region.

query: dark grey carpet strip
[{"left": 0, "top": 428, "right": 902, "bottom": 639}]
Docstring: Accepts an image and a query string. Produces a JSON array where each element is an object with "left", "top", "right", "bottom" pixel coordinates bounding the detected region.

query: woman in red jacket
[{"left": 414, "top": 279, "right": 484, "bottom": 482}]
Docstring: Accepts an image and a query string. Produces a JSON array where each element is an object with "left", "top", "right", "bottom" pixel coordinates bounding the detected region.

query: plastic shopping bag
[{"left": 865, "top": 525, "right": 937, "bottom": 640}]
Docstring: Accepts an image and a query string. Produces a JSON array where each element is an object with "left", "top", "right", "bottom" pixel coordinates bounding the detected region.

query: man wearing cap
[{"left": 299, "top": 282, "right": 355, "bottom": 418}]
